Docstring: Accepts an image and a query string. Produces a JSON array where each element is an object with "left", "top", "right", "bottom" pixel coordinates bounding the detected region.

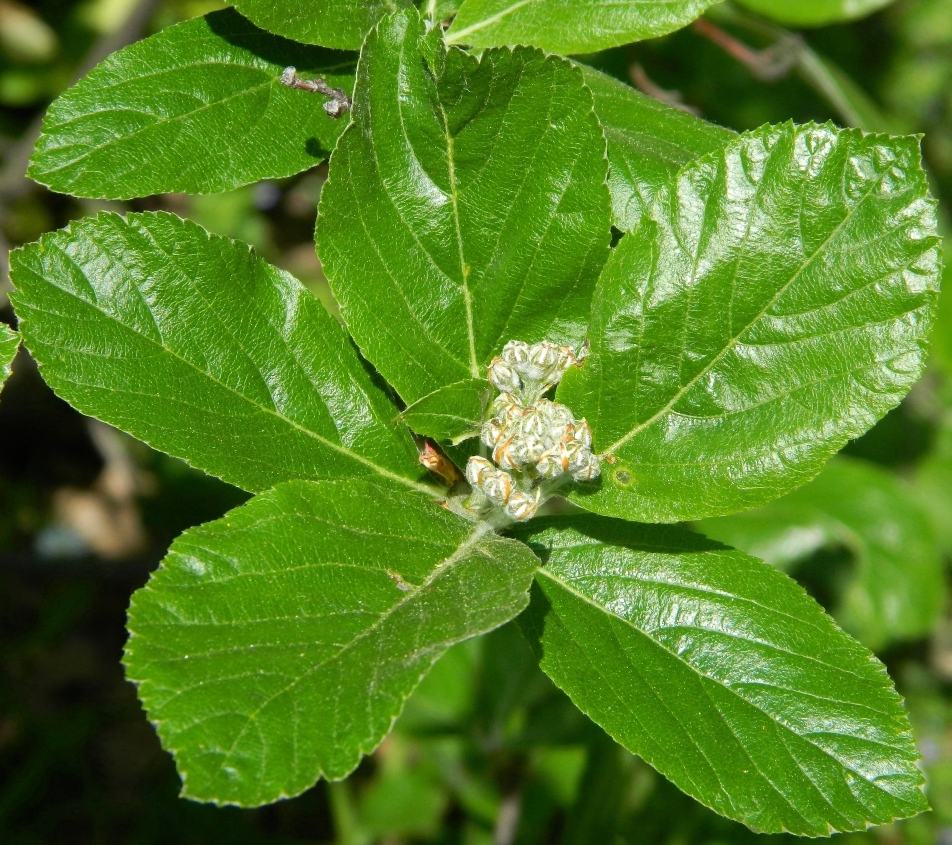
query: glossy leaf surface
[
  {"left": 699, "top": 457, "right": 944, "bottom": 649},
  {"left": 736, "top": 0, "right": 895, "bottom": 26},
  {"left": 226, "top": 0, "right": 411, "bottom": 50},
  {"left": 318, "top": 10, "right": 611, "bottom": 404},
  {"left": 401, "top": 379, "right": 490, "bottom": 443},
  {"left": 580, "top": 65, "right": 735, "bottom": 232},
  {"left": 10, "top": 212, "right": 426, "bottom": 495},
  {"left": 125, "top": 478, "right": 538, "bottom": 805},
  {"left": 446, "top": 0, "right": 721, "bottom": 54},
  {"left": 559, "top": 123, "right": 940, "bottom": 522},
  {"left": 28, "top": 10, "right": 354, "bottom": 199},
  {"left": 516, "top": 515, "right": 926, "bottom": 835},
  {"left": 0, "top": 324, "right": 18, "bottom": 390}
]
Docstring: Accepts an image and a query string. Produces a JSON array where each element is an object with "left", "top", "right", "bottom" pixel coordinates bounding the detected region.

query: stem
[
  {"left": 280, "top": 67, "right": 352, "bottom": 118},
  {"left": 696, "top": 5, "right": 891, "bottom": 132},
  {"left": 693, "top": 17, "right": 800, "bottom": 82}
]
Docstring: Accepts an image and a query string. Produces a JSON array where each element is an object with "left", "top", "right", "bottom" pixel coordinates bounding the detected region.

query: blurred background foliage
[{"left": 1, "top": 0, "right": 952, "bottom": 842}]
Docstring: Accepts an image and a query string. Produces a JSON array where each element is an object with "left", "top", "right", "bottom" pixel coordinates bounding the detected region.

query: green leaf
[
  {"left": 445, "top": 0, "right": 722, "bottom": 53},
  {"left": 426, "top": 0, "right": 462, "bottom": 21},
  {"left": 400, "top": 378, "right": 490, "bottom": 443},
  {"left": 559, "top": 123, "right": 940, "bottom": 523},
  {"left": 515, "top": 514, "right": 927, "bottom": 835},
  {"left": 0, "top": 324, "right": 18, "bottom": 390},
  {"left": 698, "top": 457, "right": 944, "bottom": 650},
  {"left": 317, "top": 10, "right": 611, "bottom": 404},
  {"left": 580, "top": 64, "right": 735, "bottom": 232},
  {"left": 28, "top": 9, "right": 354, "bottom": 200},
  {"left": 10, "top": 211, "right": 427, "bottom": 496},
  {"left": 928, "top": 259, "right": 952, "bottom": 375},
  {"left": 125, "top": 477, "right": 538, "bottom": 805},
  {"left": 735, "top": 0, "right": 896, "bottom": 27},
  {"left": 225, "top": 0, "right": 411, "bottom": 49}
]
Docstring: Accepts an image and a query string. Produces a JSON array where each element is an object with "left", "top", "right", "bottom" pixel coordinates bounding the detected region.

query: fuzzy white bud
[
  {"left": 504, "top": 487, "right": 541, "bottom": 521},
  {"left": 501, "top": 340, "right": 531, "bottom": 369},
  {"left": 572, "top": 452, "right": 601, "bottom": 482},
  {"left": 465, "top": 456, "right": 495, "bottom": 488},
  {"left": 487, "top": 358, "right": 521, "bottom": 394}
]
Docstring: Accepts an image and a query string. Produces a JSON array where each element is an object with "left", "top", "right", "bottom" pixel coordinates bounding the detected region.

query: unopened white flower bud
[
  {"left": 501, "top": 340, "right": 531, "bottom": 369},
  {"left": 536, "top": 448, "right": 569, "bottom": 479},
  {"left": 537, "top": 399, "right": 574, "bottom": 429},
  {"left": 491, "top": 392, "right": 521, "bottom": 420},
  {"left": 504, "top": 487, "right": 541, "bottom": 521},
  {"left": 519, "top": 407, "right": 547, "bottom": 438},
  {"left": 493, "top": 435, "right": 522, "bottom": 471},
  {"left": 572, "top": 452, "right": 601, "bottom": 482},
  {"left": 574, "top": 419, "right": 593, "bottom": 450},
  {"left": 482, "top": 468, "right": 515, "bottom": 506},
  {"left": 465, "top": 456, "right": 495, "bottom": 488},
  {"left": 482, "top": 418, "right": 506, "bottom": 450},
  {"left": 487, "top": 357, "right": 521, "bottom": 394},
  {"left": 518, "top": 434, "right": 549, "bottom": 464}
]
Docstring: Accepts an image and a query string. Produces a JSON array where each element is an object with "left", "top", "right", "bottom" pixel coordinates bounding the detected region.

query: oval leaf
[
  {"left": 559, "top": 123, "right": 940, "bottom": 522},
  {"left": 516, "top": 515, "right": 927, "bottom": 835},
  {"left": 580, "top": 64, "right": 735, "bottom": 232},
  {"left": 125, "top": 478, "right": 538, "bottom": 805},
  {"left": 317, "top": 10, "right": 611, "bottom": 404},
  {"left": 699, "top": 457, "right": 945, "bottom": 650},
  {"left": 10, "top": 211, "right": 427, "bottom": 495},
  {"left": 0, "top": 324, "right": 18, "bottom": 391},
  {"left": 28, "top": 9, "right": 354, "bottom": 199},
  {"left": 446, "top": 0, "right": 721, "bottom": 53},
  {"left": 736, "top": 0, "right": 896, "bottom": 27}
]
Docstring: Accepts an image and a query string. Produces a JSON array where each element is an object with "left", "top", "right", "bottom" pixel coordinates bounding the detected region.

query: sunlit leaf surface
[
  {"left": 517, "top": 515, "right": 927, "bottom": 835},
  {"left": 125, "top": 478, "right": 538, "bottom": 805},
  {"left": 28, "top": 10, "right": 354, "bottom": 199},
  {"left": 318, "top": 10, "right": 611, "bottom": 403},
  {"left": 560, "top": 123, "right": 940, "bottom": 522},
  {"left": 10, "top": 212, "right": 426, "bottom": 494}
]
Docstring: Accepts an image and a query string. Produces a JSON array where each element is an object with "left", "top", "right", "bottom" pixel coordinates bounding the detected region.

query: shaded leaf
[
  {"left": 125, "top": 478, "right": 538, "bottom": 805},
  {"left": 317, "top": 10, "right": 611, "bottom": 404},
  {"left": 580, "top": 64, "right": 735, "bottom": 232},
  {"left": 0, "top": 324, "right": 18, "bottom": 390},
  {"left": 29, "top": 9, "right": 354, "bottom": 200},
  {"left": 446, "top": 0, "right": 721, "bottom": 54},
  {"left": 559, "top": 123, "right": 940, "bottom": 522},
  {"left": 401, "top": 378, "right": 490, "bottom": 443},
  {"left": 516, "top": 514, "right": 927, "bottom": 835},
  {"left": 736, "top": 0, "right": 896, "bottom": 27},
  {"left": 10, "top": 211, "right": 427, "bottom": 495},
  {"left": 699, "top": 457, "right": 944, "bottom": 649}
]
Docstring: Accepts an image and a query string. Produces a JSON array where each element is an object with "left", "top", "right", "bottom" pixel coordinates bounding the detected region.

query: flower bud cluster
[
  {"left": 487, "top": 340, "right": 585, "bottom": 402},
  {"left": 483, "top": 396, "right": 599, "bottom": 482},
  {"left": 465, "top": 339, "right": 599, "bottom": 523},
  {"left": 465, "top": 457, "right": 542, "bottom": 522}
]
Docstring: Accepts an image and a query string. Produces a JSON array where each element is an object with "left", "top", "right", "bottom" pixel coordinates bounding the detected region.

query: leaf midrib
[
  {"left": 536, "top": 566, "right": 917, "bottom": 807},
  {"left": 204, "top": 520, "right": 497, "bottom": 780},
  {"left": 601, "top": 149, "right": 891, "bottom": 457},
  {"left": 19, "top": 249, "right": 435, "bottom": 498}
]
